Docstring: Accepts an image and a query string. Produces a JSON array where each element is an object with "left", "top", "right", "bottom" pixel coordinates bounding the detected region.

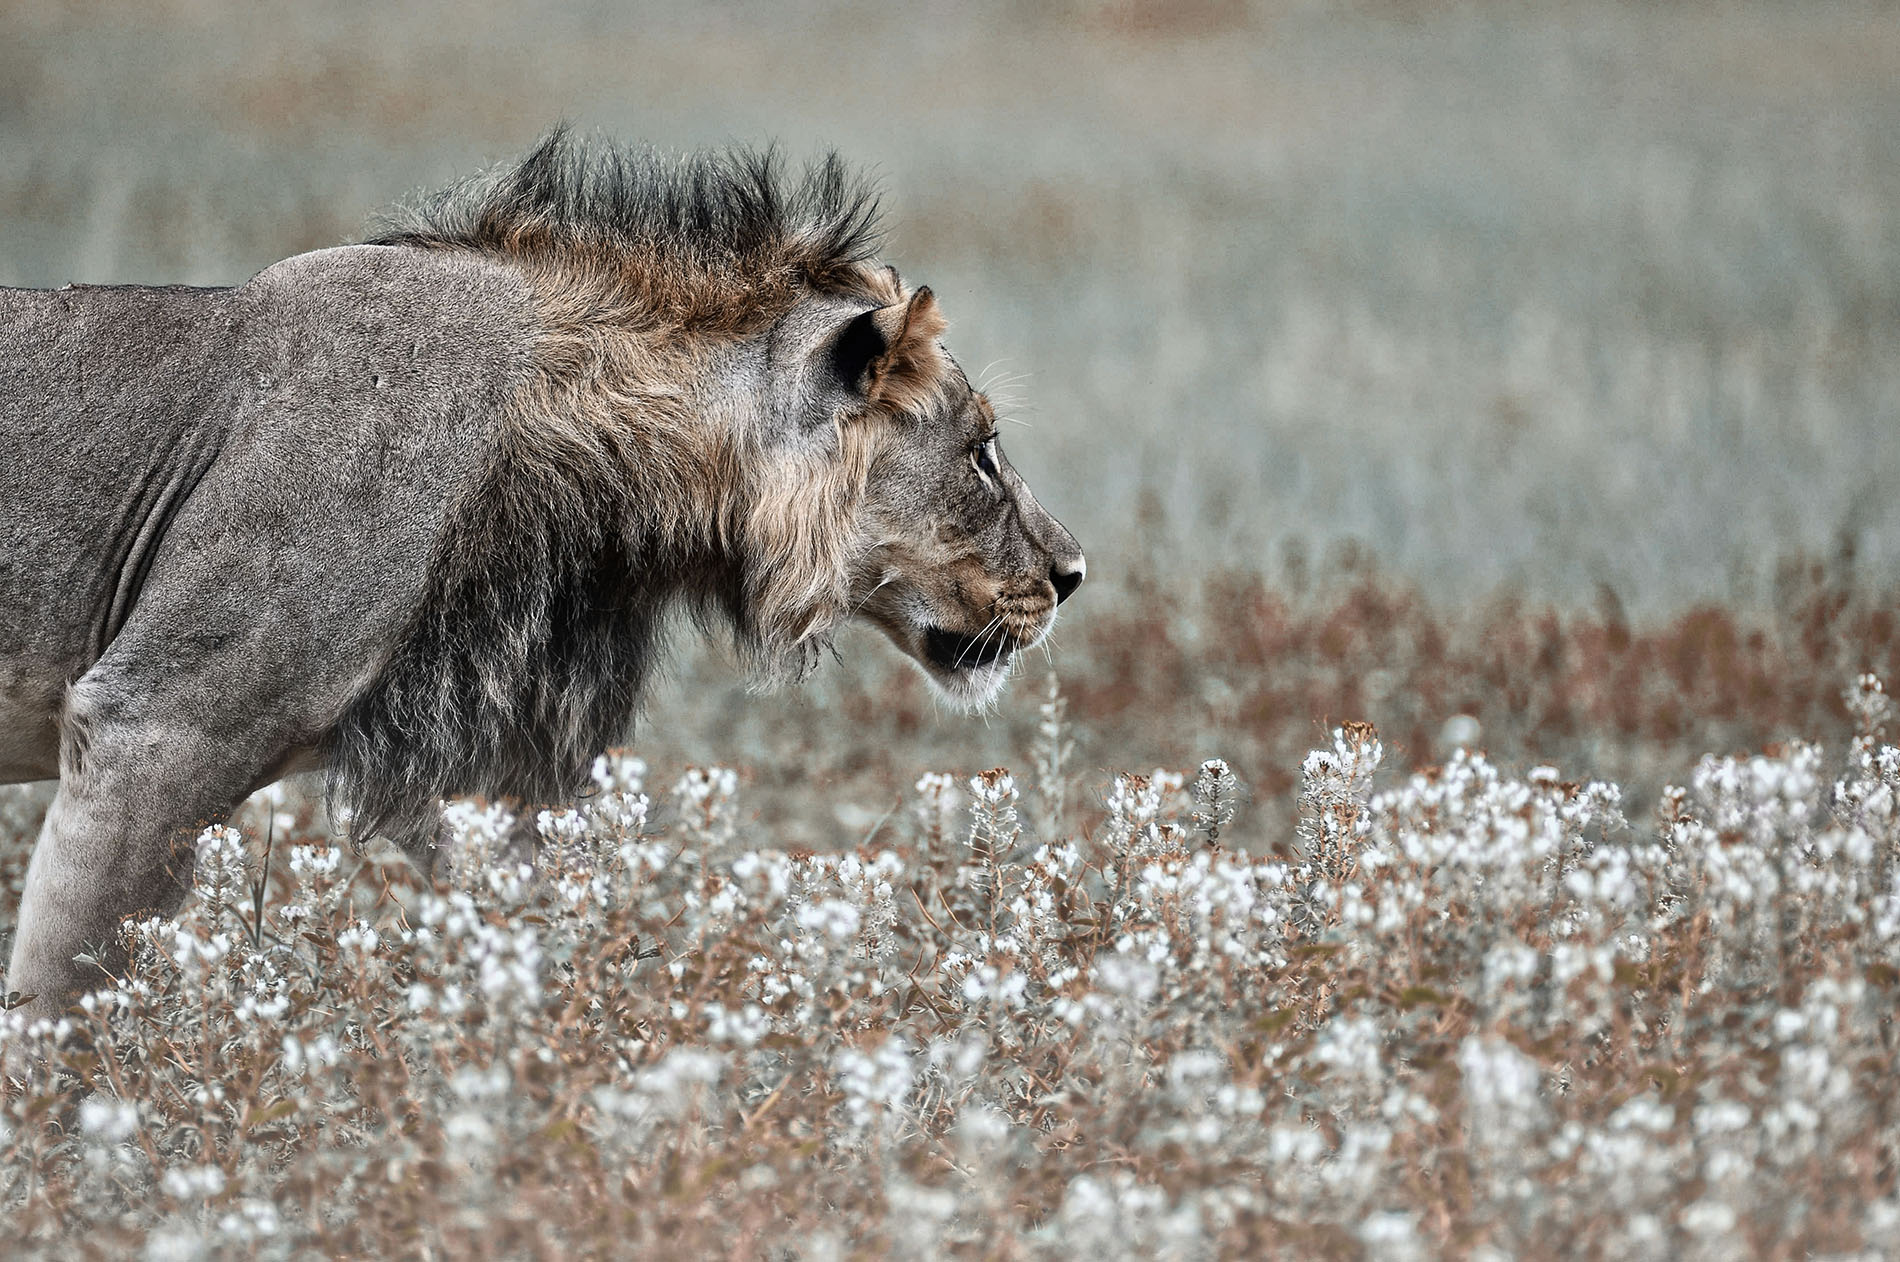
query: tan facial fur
[{"left": 835, "top": 358, "right": 1086, "bottom": 708}]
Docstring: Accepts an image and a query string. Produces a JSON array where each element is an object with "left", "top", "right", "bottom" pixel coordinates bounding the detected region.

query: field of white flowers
[{"left": 4, "top": 665, "right": 1900, "bottom": 1258}]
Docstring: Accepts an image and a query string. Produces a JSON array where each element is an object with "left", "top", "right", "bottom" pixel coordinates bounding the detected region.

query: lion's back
[{"left": 0, "top": 246, "right": 538, "bottom": 779}]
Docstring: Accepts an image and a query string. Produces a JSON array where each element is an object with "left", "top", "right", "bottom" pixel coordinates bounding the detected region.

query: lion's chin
[
  {"left": 859, "top": 615, "right": 1025, "bottom": 710},
  {"left": 907, "top": 623, "right": 1019, "bottom": 708},
  {"left": 915, "top": 652, "right": 1015, "bottom": 710}
]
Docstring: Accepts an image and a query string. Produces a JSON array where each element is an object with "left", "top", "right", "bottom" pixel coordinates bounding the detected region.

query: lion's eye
[{"left": 971, "top": 437, "right": 1000, "bottom": 483}]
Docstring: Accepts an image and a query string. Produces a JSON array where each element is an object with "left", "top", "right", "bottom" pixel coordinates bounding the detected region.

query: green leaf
[
  {"left": 1251, "top": 1008, "right": 1298, "bottom": 1034},
  {"left": 245, "top": 1099, "right": 300, "bottom": 1130},
  {"left": 1396, "top": 986, "right": 1449, "bottom": 1009}
]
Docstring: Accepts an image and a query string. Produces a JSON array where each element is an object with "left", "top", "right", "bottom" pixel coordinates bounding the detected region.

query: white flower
[
  {"left": 834, "top": 1037, "right": 915, "bottom": 1129},
  {"left": 1679, "top": 1199, "right": 1739, "bottom": 1237},
  {"left": 161, "top": 1165, "right": 227, "bottom": 1200},
  {"left": 592, "top": 751, "right": 648, "bottom": 795},
  {"left": 1460, "top": 1035, "right": 1546, "bottom": 1139},
  {"left": 704, "top": 1003, "right": 770, "bottom": 1048},
  {"left": 286, "top": 845, "right": 341, "bottom": 878},
  {"left": 796, "top": 898, "right": 861, "bottom": 944},
  {"left": 80, "top": 1096, "right": 140, "bottom": 1145}
]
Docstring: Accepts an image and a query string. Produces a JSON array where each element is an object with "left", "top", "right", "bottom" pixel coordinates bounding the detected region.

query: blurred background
[{"left": 4, "top": 0, "right": 1899, "bottom": 846}]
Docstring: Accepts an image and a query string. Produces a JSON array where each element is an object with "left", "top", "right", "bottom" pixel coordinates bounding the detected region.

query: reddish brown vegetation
[{"left": 1062, "top": 556, "right": 1896, "bottom": 836}]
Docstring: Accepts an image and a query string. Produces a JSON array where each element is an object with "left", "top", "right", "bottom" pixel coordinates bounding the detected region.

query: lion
[{"left": 0, "top": 130, "right": 1083, "bottom": 1023}]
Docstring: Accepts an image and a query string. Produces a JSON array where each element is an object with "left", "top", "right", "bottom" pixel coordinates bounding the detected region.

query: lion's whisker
[
  {"left": 954, "top": 611, "right": 1009, "bottom": 670},
  {"left": 846, "top": 572, "right": 898, "bottom": 619}
]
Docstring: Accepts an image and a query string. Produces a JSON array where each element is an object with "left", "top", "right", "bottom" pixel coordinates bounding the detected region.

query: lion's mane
[{"left": 324, "top": 129, "right": 903, "bottom": 848}]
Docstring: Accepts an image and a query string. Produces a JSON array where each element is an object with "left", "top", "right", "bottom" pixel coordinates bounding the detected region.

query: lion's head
[{"left": 750, "top": 280, "right": 1084, "bottom": 706}]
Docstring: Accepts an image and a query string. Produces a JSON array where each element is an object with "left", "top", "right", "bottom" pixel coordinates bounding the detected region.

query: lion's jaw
[{"left": 851, "top": 565, "right": 1061, "bottom": 709}]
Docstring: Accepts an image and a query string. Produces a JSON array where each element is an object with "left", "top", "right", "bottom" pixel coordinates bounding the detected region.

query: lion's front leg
[
  {"left": 7, "top": 789, "right": 196, "bottom": 1029},
  {"left": 5, "top": 680, "right": 288, "bottom": 1029}
]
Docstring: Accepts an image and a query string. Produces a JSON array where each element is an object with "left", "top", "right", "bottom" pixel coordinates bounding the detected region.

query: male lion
[{"left": 0, "top": 131, "right": 1083, "bottom": 1023}]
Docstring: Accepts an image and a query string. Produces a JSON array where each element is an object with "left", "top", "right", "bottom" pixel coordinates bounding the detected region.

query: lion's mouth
[{"left": 923, "top": 625, "right": 1017, "bottom": 672}]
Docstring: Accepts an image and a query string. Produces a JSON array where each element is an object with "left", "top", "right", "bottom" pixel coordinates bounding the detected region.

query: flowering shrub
[{"left": 4, "top": 688, "right": 1900, "bottom": 1256}]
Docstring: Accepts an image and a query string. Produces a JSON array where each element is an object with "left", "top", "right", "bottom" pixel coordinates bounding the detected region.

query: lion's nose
[{"left": 1050, "top": 554, "right": 1085, "bottom": 605}]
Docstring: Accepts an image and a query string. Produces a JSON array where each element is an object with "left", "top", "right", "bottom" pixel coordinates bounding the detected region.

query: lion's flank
[{"left": 371, "top": 127, "right": 888, "bottom": 329}]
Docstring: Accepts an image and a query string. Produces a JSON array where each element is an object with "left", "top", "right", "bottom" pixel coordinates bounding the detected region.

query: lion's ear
[{"left": 830, "top": 287, "right": 948, "bottom": 414}]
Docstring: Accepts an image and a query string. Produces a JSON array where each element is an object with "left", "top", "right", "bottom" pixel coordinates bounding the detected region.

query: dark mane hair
[{"left": 370, "top": 126, "right": 886, "bottom": 298}]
